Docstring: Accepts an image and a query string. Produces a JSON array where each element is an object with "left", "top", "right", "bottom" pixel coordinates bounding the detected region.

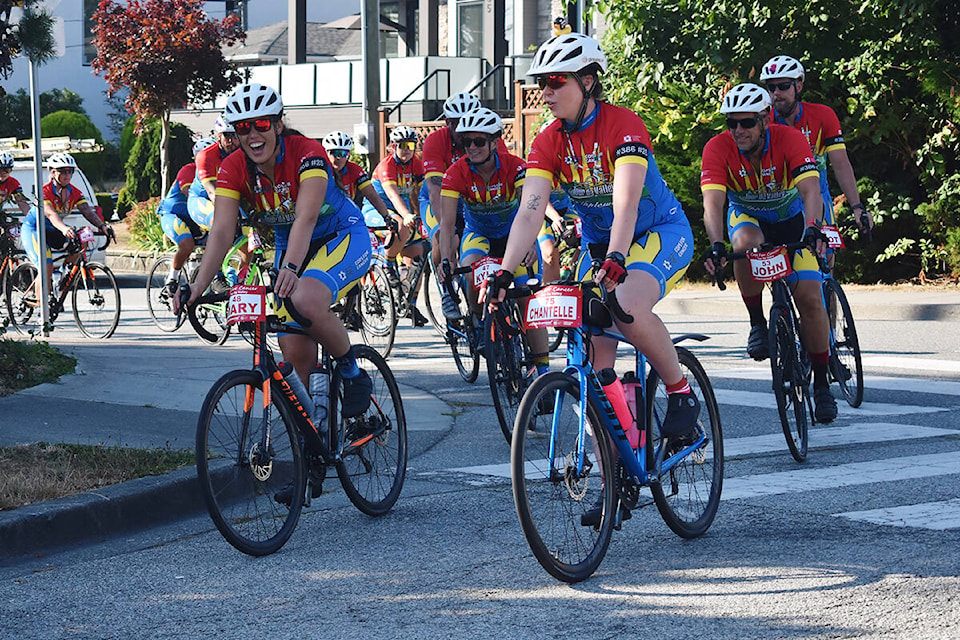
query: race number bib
[
  {"left": 747, "top": 247, "right": 792, "bottom": 282},
  {"left": 820, "top": 224, "right": 845, "bottom": 249},
  {"left": 472, "top": 256, "right": 503, "bottom": 290},
  {"left": 228, "top": 284, "right": 267, "bottom": 324},
  {"left": 524, "top": 285, "right": 582, "bottom": 329},
  {"left": 247, "top": 228, "right": 263, "bottom": 251},
  {"left": 78, "top": 226, "right": 95, "bottom": 244}
]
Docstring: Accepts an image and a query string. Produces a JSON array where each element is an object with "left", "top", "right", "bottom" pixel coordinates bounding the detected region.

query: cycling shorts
[
  {"left": 186, "top": 195, "right": 215, "bottom": 235},
  {"left": 160, "top": 212, "right": 205, "bottom": 246},
  {"left": 461, "top": 231, "right": 542, "bottom": 286},
  {"left": 20, "top": 220, "right": 67, "bottom": 266},
  {"left": 730, "top": 212, "right": 823, "bottom": 285}
]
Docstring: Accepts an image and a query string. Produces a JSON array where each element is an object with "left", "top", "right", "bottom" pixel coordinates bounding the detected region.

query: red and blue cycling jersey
[
  {"left": 440, "top": 151, "right": 526, "bottom": 238},
  {"left": 23, "top": 181, "right": 88, "bottom": 229},
  {"left": 188, "top": 143, "right": 229, "bottom": 202},
  {"left": 0, "top": 176, "right": 25, "bottom": 209},
  {"left": 158, "top": 163, "right": 196, "bottom": 218},
  {"left": 700, "top": 124, "right": 820, "bottom": 224},
  {"left": 526, "top": 102, "right": 686, "bottom": 245},
  {"left": 337, "top": 161, "right": 372, "bottom": 202},
  {"left": 771, "top": 101, "right": 845, "bottom": 187},
  {"left": 215, "top": 135, "right": 364, "bottom": 250},
  {"left": 370, "top": 153, "right": 424, "bottom": 211}
]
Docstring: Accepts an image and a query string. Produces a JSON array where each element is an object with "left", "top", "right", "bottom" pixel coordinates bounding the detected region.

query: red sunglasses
[
  {"left": 536, "top": 73, "right": 570, "bottom": 91},
  {"left": 234, "top": 118, "right": 276, "bottom": 136}
]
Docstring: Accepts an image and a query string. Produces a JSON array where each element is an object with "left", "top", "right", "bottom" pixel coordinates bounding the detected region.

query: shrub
[
  {"left": 115, "top": 118, "right": 195, "bottom": 218},
  {"left": 40, "top": 110, "right": 106, "bottom": 185},
  {"left": 124, "top": 196, "right": 171, "bottom": 253}
]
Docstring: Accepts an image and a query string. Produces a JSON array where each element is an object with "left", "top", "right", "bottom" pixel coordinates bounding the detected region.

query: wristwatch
[{"left": 282, "top": 262, "right": 299, "bottom": 274}]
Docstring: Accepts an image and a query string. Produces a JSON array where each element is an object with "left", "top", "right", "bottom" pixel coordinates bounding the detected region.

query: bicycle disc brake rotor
[
  {"left": 562, "top": 452, "right": 590, "bottom": 500},
  {"left": 248, "top": 442, "right": 273, "bottom": 481}
]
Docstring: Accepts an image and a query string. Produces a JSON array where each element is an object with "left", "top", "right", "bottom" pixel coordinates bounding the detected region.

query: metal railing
[{"left": 381, "top": 68, "right": 451, "bottom": 122}]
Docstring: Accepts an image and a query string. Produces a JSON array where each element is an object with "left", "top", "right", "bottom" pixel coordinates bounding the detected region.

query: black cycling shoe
[
  {"left": 163, "top": 279, "right": 178, "bottom": 298},
  {"left": 273, "top": 480, "right": 322, "bottom": 507},
  {"left": 341, "top": 369, "right": 373, "bottom": 418},
  {"left": 405, "top": 307, "right": 428, "bottom": 327},
  {"left": 660, "top": 390, "right": 700, "bottom": 439},
  {"left": 747, "top": 324, "right": 769, "bottom": 361},
  {"left": 813, "top": 385, "right": 838, "bottom": 423}
]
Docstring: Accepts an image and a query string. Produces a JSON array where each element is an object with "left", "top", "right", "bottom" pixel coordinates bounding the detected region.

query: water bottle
[
  {"left": 309, "top": 364, "right": 329, "bottom": 447},
  {"left": 620, "top": 371, "right": 643, "bottom": 449},
  {"left": 51, "top": 268, "right": 62, "bottom": 292},
  {"left": 277, "top": 361, "right": 314, "bottom": 418},
  {"left": 597, "top": 368, "right": 637, "bottom": 449},
  {"left": 225, "top": 266, "right": 238, "bottom": 286}
]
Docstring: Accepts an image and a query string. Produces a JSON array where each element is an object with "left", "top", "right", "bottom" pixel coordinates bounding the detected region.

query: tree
[{"left": 91, "top": 0, "right": 244, "bottom": 196}]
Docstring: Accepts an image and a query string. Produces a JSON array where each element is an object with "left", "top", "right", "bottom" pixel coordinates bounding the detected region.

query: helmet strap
[{"left": 561, "top": 73, "right": 593, "bottom": 133}]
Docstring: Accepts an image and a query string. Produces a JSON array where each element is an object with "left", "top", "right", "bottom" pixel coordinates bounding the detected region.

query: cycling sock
[
  {"left": 166, "top": 267, "right": 180, "bottom": 282},
  {"left": 665, "top": 377, "right": 691, "bottom": 395},
  {"left": 811, "top": 351, "right": 830, "bottom": 389},
  {"left": 535, "top": 363, "right": 550, "bottom": 376},
  {"left": 743, "top": 294, "right": 765, "bottom": 326},
  {"left": 335, "top": 348, "right": 361, "bottom": 379}
]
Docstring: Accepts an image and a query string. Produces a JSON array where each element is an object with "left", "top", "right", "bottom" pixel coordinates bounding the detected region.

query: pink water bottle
[
  {"left": 598, "top": 368, "right": 639, "bottom": 449},
  {"left": 620, "top": 371, "right": 644, "bottom": 449}
]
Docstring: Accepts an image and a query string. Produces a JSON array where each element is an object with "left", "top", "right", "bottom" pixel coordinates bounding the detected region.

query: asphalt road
[{"left": 1, "top": 275, "right": 958, "bottom": 639}]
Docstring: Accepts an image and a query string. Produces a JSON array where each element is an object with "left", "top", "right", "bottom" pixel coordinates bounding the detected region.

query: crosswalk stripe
[
  {"left": 835, "top": 498, "right": 960, "bottom": 530},
  {"left": 722, "top": 452, "right": 960, "bottom": 500},
  {"left": 724, "top": 423, "right": 960, "bottom": 457},
  {"left": 862, "top": 356, "right": 960, "bottom": 374},
  {"left": 712, "top": 368, "right": 960, "bottom": 397},
  {"left": 712, "top": 388, "right": 948, "bottom": 417}
]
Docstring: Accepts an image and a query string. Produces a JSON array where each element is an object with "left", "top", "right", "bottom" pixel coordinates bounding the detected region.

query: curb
[{"left": 105, "top": 249, "right": 159, "bottom": 275}]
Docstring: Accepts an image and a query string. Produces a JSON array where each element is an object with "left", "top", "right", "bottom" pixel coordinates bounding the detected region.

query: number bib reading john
[
  {"left": 472, "top": 256, "right": 503, "bottom": 290},
  {"left": 747, "top": 247, "right": 792, "bottom": 282},
  {"left": 524, "top": 285, "right": 582, "bottom": 329},
  {"left": 228, "top": 284, "right": 267, "bottom": 324}
]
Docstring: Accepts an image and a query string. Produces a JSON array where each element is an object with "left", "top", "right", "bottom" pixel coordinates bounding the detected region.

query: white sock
[{"left": 167, "top": 267, "right": 180, "bottom": 283}]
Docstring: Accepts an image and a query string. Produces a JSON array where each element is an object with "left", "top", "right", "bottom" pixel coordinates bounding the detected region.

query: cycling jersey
[
  {"left": 701, "top": 123, "right": 820, "bottom": 226},
  {"left": 369, "top": 153, "right": 424, "bottom": 210},
  {"left": 440, "top": 150, "right": 525, "bottom": 239},
  {"left": 526, "top": 102, "right": 687, "bottom": 245},
  {"left": 0, "top": 176, "right": 25, "bottom": 207},
  {"left": 22, "top": 181, "right": 87, "bottom": 228},
  {"left": 187, "top": 143, "right": 232, "bottom": 231},
  {"left": 771, "top": 102, "right": 846, "bottom": 223},
  {"left": 337, "top": 161, "right": 373, "bottom": 202},
  {"left": 157, "top": 163, "right": 196, "bottom": 218}
]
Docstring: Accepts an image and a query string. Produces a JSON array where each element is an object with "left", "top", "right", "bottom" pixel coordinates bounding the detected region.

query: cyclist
[
  {"left": 486, "top": 33, "right": 701, "bottom": 492},
  {"left": 180, "top": 83, "right": 373, "bottom": 429},
  {"left": 700, "top": 82, "right": 837, "bottom": 423},
  {"left": 157, "top": 137, "right": 217, "bottom": 295},
  {"left": 437, "top": 107, "right": 549, "bottom": 371},
  {"left": 761, "top": 55, "right": 873, "bottom": 252},
  {"left": 20, "top": 153, "right": 113, "bottom": 295},
  {"left": 362, "top": 125, "right": 429, "bottom": 325},
  {"left": 0, "top": 151, "right": 32, "bottom": 217},
  {"left": 186, "top": 113, "right": 240, "bottom": 238}
]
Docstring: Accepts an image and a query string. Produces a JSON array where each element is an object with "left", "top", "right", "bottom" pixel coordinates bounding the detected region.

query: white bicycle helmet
[
  {"left": 527, "top": 32, "right": 608, "bottom": 77},
  {"left": 322, "top": 131, "right": 354, "bottom": 152},
  {"left": 192, "top": 137, "right": 217, "bottom": 156},
  {"left": 213, "top": 114, "right": 235, "bottom": 134},
  {"left": 442, "top": 92, "right": 481, "bottom": 119},
  {"left": 760, "top": 55, "right": 805, "bottom": 82},
  {"left": 46, "top": 152, "right": 77, "bottom": 169},
  {"left": 720, "top": 83, "right": 772, "bottom": 114},
  {"left": 0, "top": 151, "right": 13, "bottom": 169},
  {"left": 223, "top": 83, "right": 284, "bottom": 124},
  {"left": 456, "top": 108, "right": 503, "bottom": 136},
  {"left": 389, "top": 125, "right": 418, "bottom": 143}
]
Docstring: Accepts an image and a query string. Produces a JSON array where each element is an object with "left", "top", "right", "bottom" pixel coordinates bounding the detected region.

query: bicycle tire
[
  {"left": 511, "top": 371, "right": 616, "bottom": 583},
  {"left": 419, "top": 258, "right": 447, "bottom": 338},
  {"left": 188, "top": 268, "right": 231, "bottom": 345},
  {"left": 485, "top": 303, "right": 535, "bottom": 444},
  {"left": 646, "top": 346, "right": 724, "bottom": 538},
  {"left": 5, "top": 261, "right": 39, "bottom": 334},
  {"left": 446, "top": 274, "right": 480, "bottom": 383},
  {"left": 71, "top": 263, "right": 121, "bottom": 339},
  {"left": 146, "top": 256, "right": 185, "bottom": 332},
  {"left": 332, "top": 344, "right": 407, "bottom": 515},
  {"left": 358, "top": 263, "right": 398, "bottom": 359},
  {"left": 824, "top": 278, "right": 864, "bottom": 408},
  {"left": 0, "top": 252, "right": 24, "bottom": 323},
  {"left": 769, "top": 304, "right": 810, "bottom": 462}
]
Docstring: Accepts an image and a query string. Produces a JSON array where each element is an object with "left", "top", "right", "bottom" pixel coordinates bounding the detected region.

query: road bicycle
[
  {"left": 335, "top": 229, "right": 398, "bottom": 358},
  {"left": 820, "top": 223, "right": 865, "bottom": 408},
  {"left": 0, "top": 213, "right": 26, "bottom": 322},
  {"left": 718, "top": 240, "right": 822, "bottom": 462},
  {"left": 6, "top": 228, "right": 120, "bottom": 339},
  {"left": 510, "top": 281, "right": 723, "bottom": 582},
  {"left": 189, "top": 285, "right": 407, "bottom": 556},
  {"left": 438, "top": 260, "right": 483, "bottom": 383}
]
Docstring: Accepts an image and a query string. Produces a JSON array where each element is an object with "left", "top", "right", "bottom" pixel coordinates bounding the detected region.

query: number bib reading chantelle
[
  {"left": 747, "top": 247, "right": 793, "bottom": 282},
  {"left": 524, "top": 284, "right": 582, "bottom": 329},
  {"left": 820, "top": 224, "right": 845, "bottom": 249},
  {"left": 228, "top": 284, "right": 267, "bottom": 324},
  {"left": 472, "top": 256, "right": 502, "bottom": 290}
]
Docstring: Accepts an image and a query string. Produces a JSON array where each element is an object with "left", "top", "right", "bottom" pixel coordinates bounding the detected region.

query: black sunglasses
[
  {"left": 55, "top": 168, "right": 76, "bottom": 174},
  {"left": 536, "top": 74, "right": 570, "bottom": 91},
  {"left": 766, "top": 81, "right": 794, "bottom": 92},
  {"left": 460, "top": 136, "right": 491, "bottom": 148},
  {"left": 726, "top": 117, "right": 760, "bottom": 130},
  {"left": 234, "top": 118, "right": 276, "bottom": 136}
]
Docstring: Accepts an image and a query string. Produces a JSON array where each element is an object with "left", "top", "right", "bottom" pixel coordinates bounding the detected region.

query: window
[
  {"left": 458, "top": 1, "right": 482, "bottom": 57},
  {"left": 83, "top": 0, "right": 99, "bottom": 65}
]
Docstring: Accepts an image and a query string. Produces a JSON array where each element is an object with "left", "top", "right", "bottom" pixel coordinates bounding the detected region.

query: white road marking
[
  {"left": 713, "top": 368, "right": 960, "bottom": 395},
  {"left": 724, "top": 423, "right": 960, "bottom": 457},
  {"left": 835, "top": 499, "right": 960, "bottom": 530},
  {"left": 862, "top": 356, "right": 960, "bottom": 374},
  {"left": 712, "top": 388, "right": 949, "bottom": 417}
]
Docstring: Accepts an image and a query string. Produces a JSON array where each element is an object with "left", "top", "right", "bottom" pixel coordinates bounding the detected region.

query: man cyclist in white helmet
[{"left": 700, "top": 82, "right": 837, "bottom": 423}]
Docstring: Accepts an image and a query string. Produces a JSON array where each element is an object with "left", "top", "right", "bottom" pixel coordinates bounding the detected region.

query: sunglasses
[
  {"left": 460, "top": 136, "right": 491, "bottom": 148},
  {"left": 766, "top": 81, "right": 794, "bottom": 92},
  {"left": 397, "top": 141, "right": 416, "bottom": 151},
  {"left": 329, "top": 149, "right": 349, "bottom": 158},
  {"left": 55, "top": 168, "right": 75, "bottom": 175},
  {"left": 726, "top": 117, "right": 760, "bottom": 130},
  {"left": 536, "top": 73, "right": 570, "bottom": 91},
  {"left": 233, "top": 118, "right": 275, "bottom": 136}
]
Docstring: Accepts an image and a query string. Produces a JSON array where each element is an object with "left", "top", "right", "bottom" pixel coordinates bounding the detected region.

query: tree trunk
[{"left": 159, "top": 110, "right": 171, "bottom": 197}]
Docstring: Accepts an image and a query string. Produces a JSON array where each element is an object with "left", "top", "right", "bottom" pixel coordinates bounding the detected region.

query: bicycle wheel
[
  {"left": 188, "top": 269, "right": 230, "bottom": 345},
  {"left": 769, "top": 304, "right": 810, "bottom": 462},
  {"left": 512, "top": 371, "right": 616, "bottom": 583},
  {"left": 146, "top": 256, "right": 185, "bottom": 332},
  {"left": 196, "top": 369, "right": 305, "bottom": 556},
  {"left": 358, "top": 263, "right": 398, "bottom": 359},
  {"left": 824, "top": 278, "right": 864, "bottom": 408},
  {"left": 485, "top": 304, "right": 535, "bottom": 444},
  {"left": 71, "top": 263, "right": 121, "bottom": 339},
  {"left": 419, "top": 258, "right": 447, "bottom": 338},
  {"left": 332, "top": 344, "right": 407, "bottom": 515},
  {"left": 446, "top": 274, "right": 480, "bottom": 383},
  {"left": 646, "top": 346, "right": 724, "bottom": 538},
  {"left": 6, "top": 262, "right": 39, "bottom": 334}
]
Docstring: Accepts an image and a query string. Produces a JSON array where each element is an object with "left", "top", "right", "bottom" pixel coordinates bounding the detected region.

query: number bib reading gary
[
  {"left": 472, "top": 256, "right": 503, "bottom": 290},
  {"left": 524, "top": 285, "right": 582, "bottom": 329},
  {"left": 747, "top": 247, "right": 793, "bottom": 282},
  {"left": 228, "top": 284, "right": 267, "bottom": 324}
]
